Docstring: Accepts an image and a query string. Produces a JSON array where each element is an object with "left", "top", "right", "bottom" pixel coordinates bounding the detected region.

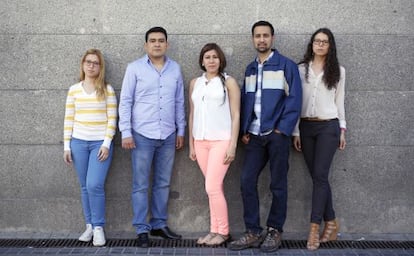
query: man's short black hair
[
  {"left": 251, "top": 20, "right": 274, "bottom": 36},
  {"left": 145, "top": 26, "right": 168, "bottom": 42}
]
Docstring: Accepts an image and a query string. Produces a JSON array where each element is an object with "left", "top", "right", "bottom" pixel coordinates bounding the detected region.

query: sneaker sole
[
  {"left": 260, "top": 247, "right": 280, "bottom": 253},
  {"left": 78, "top": 237, "right": 92, "bottom": 242},
  {"left": 93, "top": 241, "right": 106, "bottom": 247},
  {"left": 228, "top": 240, "right": 262, "bottom": 250},
  {"left": 260, "top": 244, "right": 281, "bottom": 253}
]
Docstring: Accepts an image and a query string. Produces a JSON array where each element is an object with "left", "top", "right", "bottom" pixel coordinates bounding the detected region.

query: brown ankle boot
[
  {"left": 307, "top": 223, "right": 320, "bottom": 251},
  {"left": 320, "top": 219, "right": 339, "bottom": 243}
]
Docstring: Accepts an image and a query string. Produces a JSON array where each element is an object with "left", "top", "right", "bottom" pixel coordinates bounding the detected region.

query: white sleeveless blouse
[{"left": 191, "top": 73, "right": 232, "bottom": 140}]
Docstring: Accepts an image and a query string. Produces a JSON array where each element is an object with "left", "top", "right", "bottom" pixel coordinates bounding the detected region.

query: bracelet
[{"left": 340, "top": 128, "right": 347, "bottom": 132}]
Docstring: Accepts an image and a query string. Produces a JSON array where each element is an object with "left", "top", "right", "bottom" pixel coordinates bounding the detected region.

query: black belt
[{"left": 301, "top": 117, "right": 338, "bottom": 122}]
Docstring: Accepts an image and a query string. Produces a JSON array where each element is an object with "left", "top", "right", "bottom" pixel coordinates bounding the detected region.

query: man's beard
[{"left": 256, "top": 46, "right": 271, "bottom": 53}]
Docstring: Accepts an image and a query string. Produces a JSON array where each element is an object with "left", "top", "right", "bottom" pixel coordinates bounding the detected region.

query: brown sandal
[
  {"left": 320, "top": 219, "right": 339, "bottom": 242},
  {"left": 306, "top": 223, "right": 320, "bottom": 250}
]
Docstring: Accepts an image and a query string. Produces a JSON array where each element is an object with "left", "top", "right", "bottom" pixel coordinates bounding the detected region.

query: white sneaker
[
  {"left": 78, "top": 224, "right": 93, "bottom": 242},
  {"left": 93, "top": 226, "right": 106, "bottom": 246}
]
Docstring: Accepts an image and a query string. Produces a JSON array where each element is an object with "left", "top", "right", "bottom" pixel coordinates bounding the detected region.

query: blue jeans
[
  {"left": 131, "top": 131, "right": 176, "bottom": 234},
  {"left": 70, "top": 138, "right": 113, "bottom": 227},
  {"left": 299, "top": 119, "right": 339, "bottom": 224},
  {"left": 240, "top": 132, "right": 290, "bottom": 234}
]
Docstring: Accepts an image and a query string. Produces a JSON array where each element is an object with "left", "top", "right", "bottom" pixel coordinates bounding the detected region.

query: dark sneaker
[
  {"left": 260, "top": 227, "right": 282, "bottom": 253},
  {"left": 227, "top": 231, "right": 262, "bottom": 250},
  {"left": 136, "top": 233, "right": 149, "bottom": 248}
]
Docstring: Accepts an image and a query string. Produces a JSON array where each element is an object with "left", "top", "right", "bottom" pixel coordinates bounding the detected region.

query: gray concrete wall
[{"left": 0, "top": 0, "right": 413, "bottom": 236}]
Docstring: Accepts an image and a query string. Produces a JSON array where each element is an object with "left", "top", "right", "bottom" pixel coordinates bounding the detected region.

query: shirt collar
[
  {"left": 202, "top": 73, "right": 222, "bottom": 83},
  {"left": 309, "top": 61, "right": 324, "bottom": 77},
  {"left": 145, "top": 54, "right": 169, "bottom": 65},
  {"left": 256, "top": 50, "right": 274, "bottom": 64}
]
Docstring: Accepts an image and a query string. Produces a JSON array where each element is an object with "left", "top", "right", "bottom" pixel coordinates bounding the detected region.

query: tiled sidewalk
[
  {"left": 0, "top": 232, "right": 413, "bottom": 256},
  {"left": 1, "top": 246, "right": 414, "bottom": 255}
]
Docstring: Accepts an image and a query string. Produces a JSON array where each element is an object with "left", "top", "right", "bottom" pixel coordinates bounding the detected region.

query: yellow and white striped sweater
[{"left": 63, "top": 82, "right": 117, "bottom": 151}]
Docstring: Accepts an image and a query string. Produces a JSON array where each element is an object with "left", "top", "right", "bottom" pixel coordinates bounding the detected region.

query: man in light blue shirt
[{"left": 118, "top": 26, "right": 185, "bottom": 247}]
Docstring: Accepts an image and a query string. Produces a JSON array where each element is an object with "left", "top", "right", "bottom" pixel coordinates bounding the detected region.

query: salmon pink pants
[{"left": 194, "top": 140, "right": 231, "bottom": 235}]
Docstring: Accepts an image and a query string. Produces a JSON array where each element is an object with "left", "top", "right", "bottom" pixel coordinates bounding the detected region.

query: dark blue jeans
[
  {"left": 299, "top": 119, "right": 340, "bottom": 224},
  {"left": 240, "top": 132, "right": 290, "bottom": 234}
]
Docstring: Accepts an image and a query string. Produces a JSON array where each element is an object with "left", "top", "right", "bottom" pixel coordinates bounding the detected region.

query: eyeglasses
[
  {"left": 313, "top": 39, "right": 329, "bottom": 46},
  {"left": 84, "top": 60, "right": 100, "bottom": 67}
]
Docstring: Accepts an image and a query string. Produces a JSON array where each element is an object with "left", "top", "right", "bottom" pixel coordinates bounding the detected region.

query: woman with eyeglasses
[
  {"left": 292, "top": 28, "right": 346, "bottom": 251},
  {"left": 188, "top": 43, "right": 240, "bottom": 246},
  {"left": 63, "top": 49, "right": 117, "bottom": 246}
]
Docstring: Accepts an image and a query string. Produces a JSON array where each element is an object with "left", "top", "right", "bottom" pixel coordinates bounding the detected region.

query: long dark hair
[
  {"left": 299, "top": 28, "right": 340, "bottom": 90},
  {"left": 199, "top": 43, "right": 227, "bottom": 104},
  {"left": 199, "top": 43, "right": 227, "bottom": 82}
]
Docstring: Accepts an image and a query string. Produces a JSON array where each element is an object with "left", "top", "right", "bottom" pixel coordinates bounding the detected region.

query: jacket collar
[{"left": 249, "top": 49, "right": 280, "bottom": 71}]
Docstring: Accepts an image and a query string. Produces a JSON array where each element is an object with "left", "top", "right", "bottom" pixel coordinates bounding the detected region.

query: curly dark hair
[{"left": 299, "top": 28, "right": 340, "bottom": 90}]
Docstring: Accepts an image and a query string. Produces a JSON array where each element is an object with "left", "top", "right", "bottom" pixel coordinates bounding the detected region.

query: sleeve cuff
[
  {"left": 64, "top": 141, "right": 71, "bottom": 151},
  {"left": 102, "top": 138, "right": 112, "bottom": 149},
  {"left": 121, "top": 130, "right": 132, "bottom": 139}
]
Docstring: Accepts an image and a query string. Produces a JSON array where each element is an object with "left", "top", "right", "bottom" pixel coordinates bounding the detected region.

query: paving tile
[
  {"left": 58, "top": 248, "right": 73, "bottom": 254},
  {"left": 187, "top": 248, "right": 201, "bottom": 255},
  {"left": 162, "top": 248, "right": 176, "bottom": 255},
  {"left": 109, "top": 248, "right": 125, "bottom": 254},
  {"left": 175, "top": 248, "right": 188, "bottom": 254},
  {"left": 45, "top": 248, "right": 63, "bottom": 255}
]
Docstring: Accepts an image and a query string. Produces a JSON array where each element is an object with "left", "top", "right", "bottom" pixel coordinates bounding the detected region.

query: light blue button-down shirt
[{"left": 119, "top": 55, "right": 186, "bottom": 140}]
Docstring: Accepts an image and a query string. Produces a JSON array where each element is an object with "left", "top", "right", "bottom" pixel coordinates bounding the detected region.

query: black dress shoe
[
  {"left": 150, "top": 226, "right": 182, "bottom": 239},
  {"left": 136, "top": 233, "right": 149, "bottom": 248}
]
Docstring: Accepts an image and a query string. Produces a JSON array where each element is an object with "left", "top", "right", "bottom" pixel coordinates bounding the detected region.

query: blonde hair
[{"left": 79, "top": 48, "right": 107, "bottom": 100}]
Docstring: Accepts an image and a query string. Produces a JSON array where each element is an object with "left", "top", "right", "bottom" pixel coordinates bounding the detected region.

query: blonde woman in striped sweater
[{"left": 63, "top": 49, "right": 117, "bottom": 246}]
